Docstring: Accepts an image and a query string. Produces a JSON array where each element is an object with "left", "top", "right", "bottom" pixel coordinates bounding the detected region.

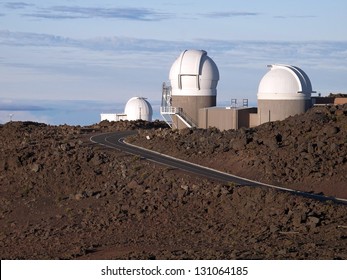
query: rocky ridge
[{"left": 129, "top": 105, "right": 347, "bottom": 198}]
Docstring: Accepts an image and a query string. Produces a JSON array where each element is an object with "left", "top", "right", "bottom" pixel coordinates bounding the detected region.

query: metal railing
[
  {"left": 230, "top": 98, "right": 249, "bottom": 108},
  {"left": 160, "top": 106, "right": 197, "bottom": 128},
  {"left": 176, "top": 108, "right": 197, "bottom": 128},
  {"left": 160, "top": 106, "right": 179, "bottom": 114},
  {"left": 160, "top": 82, "right": 197, "bottom": 128}
]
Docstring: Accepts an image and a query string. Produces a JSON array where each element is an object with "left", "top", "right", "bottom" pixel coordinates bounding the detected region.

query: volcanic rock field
[{"left": 0, "top": 105, "right": 347, "bottom": 259}]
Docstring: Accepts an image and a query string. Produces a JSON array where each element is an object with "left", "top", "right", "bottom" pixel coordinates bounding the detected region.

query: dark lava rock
[{"left": 1, "top": 112, "right": 347, "bottom": 260}]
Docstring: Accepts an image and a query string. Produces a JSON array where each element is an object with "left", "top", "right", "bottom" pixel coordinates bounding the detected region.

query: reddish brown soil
[{"left": 1, "top": 108, "right": 347, "bottom": 260}]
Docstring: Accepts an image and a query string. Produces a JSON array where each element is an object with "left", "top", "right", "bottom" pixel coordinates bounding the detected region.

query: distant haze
[{"left": 0, "top": 99, "right": 253, "bottom": 125}]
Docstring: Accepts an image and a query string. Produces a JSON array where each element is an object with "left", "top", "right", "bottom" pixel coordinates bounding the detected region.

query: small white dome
[
  {"left": 169, "top": 50, "right": 219, "bottom": 96},
  {"left": 258, "top": 64, "right": 313, "bottom": 100},
  {"left": 124, "top": 97, "right": 153, "bottom": 121}
]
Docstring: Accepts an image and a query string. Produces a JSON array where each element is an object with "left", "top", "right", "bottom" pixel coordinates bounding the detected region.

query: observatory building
[
  {"left": 256, "top": 64, "right": 314, "bottom": 125},
  {"left": 101, "top": 96, "right": 153, "bottom": 122},
  {"left": 160, "top": 49, "right": 316, "bottom": 130},
  {"left": 161, "top": 50, "right": 219, "bottom": 129},
  {"left": 124, "top": 97, "right": 153, "bottom": 121}
]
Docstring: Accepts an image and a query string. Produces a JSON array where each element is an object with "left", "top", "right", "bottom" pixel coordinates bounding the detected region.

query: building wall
[
  {"left": 311, "top": 96, "right": 347, "bottom": 106},
  {"left": 249, "top": 113, "right": 259, "bottom": 127},
  {"left": 258, "top": 99, "right": 311, "bottom": 124},
  {"left": 237, "top": 108, "right": 258, "bottom": 128},
  {"left": 100, "top": 113, "right": 127, "bottom": 122},
  {"left": 199, "top": 108, "right": 237, "bottom": 130},
  {"left": 198, "top": 107, "right": 257, "bottom": 131},
  {"left": 172, "top": 95, "right": 216, "bottom": 129},
  {"left": 198, "top": 108, "right": 208, "bottom": 129},
  {"left": 170, "top": 96, "right": 316, "bottom": 130},
  {"left": 334, "top": 98, "right": 347, "bottom": 105},
  {"left": 312, "top": 97, "right": 335, "bottom": 105}
]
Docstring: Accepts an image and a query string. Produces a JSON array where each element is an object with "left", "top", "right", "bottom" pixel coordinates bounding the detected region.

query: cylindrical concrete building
[
  {"left": 168, "top": 50, "right": 219, "bottom": 129},
  {"left": 124, "top": 97, "right": 153, "bottom": 121},
  {"left": 257, "top": 64, "right": 314, "bottom": 124}
]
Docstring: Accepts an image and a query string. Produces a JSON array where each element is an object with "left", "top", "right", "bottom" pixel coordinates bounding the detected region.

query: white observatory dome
[
  {"left": 258, "top": 64, "right": 313, "bottom": 100},
  {"left": 169, "top": 50, "right": 219, "bottom": 96},
  {"left": 124, "top": 97, "right": 153, "bottom": 121}
]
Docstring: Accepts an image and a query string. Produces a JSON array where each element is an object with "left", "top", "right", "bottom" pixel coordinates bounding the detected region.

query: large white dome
[
  {"left": 169, "top": 50, "right": 219, "bottom": 96},
  {"left": 258, "top": 64, "right": 313, "bottom": 100},
  {"left": 124, "top": 97, "right": 153, "bottom": 121}
]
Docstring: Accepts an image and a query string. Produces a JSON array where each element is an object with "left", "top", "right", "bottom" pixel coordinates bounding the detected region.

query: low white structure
[
  {"left": 100, "top": 113, "right": 127, "bottom": 122},
  {"left": 100, "top": 97, "right": 153, "bottom": 122}
]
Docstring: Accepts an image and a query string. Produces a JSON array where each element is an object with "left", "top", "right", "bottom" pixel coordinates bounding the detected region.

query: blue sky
[{"left": 1, "top": 0, "right": 347, "bottom": 125}]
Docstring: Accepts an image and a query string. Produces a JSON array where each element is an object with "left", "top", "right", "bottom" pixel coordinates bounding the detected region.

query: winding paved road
[{"left": 90, "top": 131, "right": 347, "bottom": 205}]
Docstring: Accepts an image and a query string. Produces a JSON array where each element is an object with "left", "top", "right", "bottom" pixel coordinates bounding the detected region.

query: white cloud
[
  {"left": 1, "top": 30, "right": 346, "bottom": 102},
  {"left": 2, "top": 30, "right": 347, "bottom": 70},
  {"left": 22, "top": 5, "right": 172, "bottom": 21},
  {"left": 201, "top": 11, "right": 260, "bottom": 18},
  {"left": 3, "top": 2, "right": 34, "bottom": 10}
]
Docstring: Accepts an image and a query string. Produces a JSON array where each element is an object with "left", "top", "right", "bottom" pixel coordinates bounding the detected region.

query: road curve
[{"left": 90, "top": 131, "right": 347, "bottom": 205}]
